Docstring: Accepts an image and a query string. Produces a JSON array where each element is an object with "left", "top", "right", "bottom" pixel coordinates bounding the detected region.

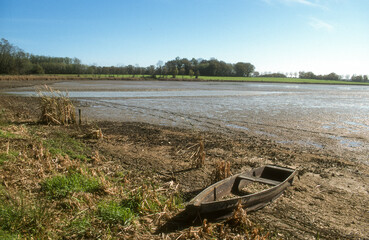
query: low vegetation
[
  {"left": 0, "top": 90, "right": 276, "bottom": 239},
  {"left": 38, "top": 85, "right": 76, "bottom": 125}
]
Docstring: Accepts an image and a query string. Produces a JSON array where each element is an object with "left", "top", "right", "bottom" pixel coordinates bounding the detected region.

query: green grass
[
  {"left": 0, "top": 151, "right": 18, "bottom": 165},
  {"left": 41, "top": 171, "right": 102, "bottom": 199},
  {"left": 97, "top": 201, "right": 135, "bottom": 225},
  {"left": 49, "top": 74, "right": 369, "bottom": 85},
  {"left": 0, "top": 190, "right": 49, "bottom": 238},
  {"left": 43, "top": 131, "right": 89, "bottom": 161},
  {"left": 0, "top": 229, "right": 21, "bottom": 240},
  {"left": 0, "top": 130, "right": 18, "bottom": 139},
  {"left": 184, "top": 76, "right": 369, "bottom": 85},
  {"left": 64, "top": 215, "right": 91, "bottom": 237}
]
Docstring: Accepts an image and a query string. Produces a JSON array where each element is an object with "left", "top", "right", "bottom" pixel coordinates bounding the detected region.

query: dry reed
[
  {"left": 38, "top": 85, "right": 76, "bottom": 125},
  {"left": 213, "top": 160, "right": 231, "bottom": 183},
  {"left": 191, "top": 137, "right": 205, "bottom": 168}
]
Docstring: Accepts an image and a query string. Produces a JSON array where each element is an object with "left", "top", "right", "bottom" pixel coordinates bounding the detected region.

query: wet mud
[{"left": 1, "top": 79, "right": 368, "bottom": 239}]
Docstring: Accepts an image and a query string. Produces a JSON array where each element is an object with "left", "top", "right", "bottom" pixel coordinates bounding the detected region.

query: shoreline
[
  {"left": 0, "top": 81, "right": 368, "bottom": 239},
  {"left": 1, "top": 75, "right": 369, "bottom": 87}
]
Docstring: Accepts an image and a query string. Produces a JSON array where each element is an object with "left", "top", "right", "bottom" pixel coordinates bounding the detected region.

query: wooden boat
[{"left": 186, "top": 165, "right": 297, "bottom": 218}]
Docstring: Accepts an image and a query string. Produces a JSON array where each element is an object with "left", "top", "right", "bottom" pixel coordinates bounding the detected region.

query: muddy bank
[{"left": 0, "top": 79, "right": 368, "bottom": 239}]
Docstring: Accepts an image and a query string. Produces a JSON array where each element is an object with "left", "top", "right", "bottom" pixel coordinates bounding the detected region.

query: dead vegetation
[
  {"left": 213, "top": 160, "right": 231, "bottom": 183},
  {"left": 1, "top": 91, "right": 368, "bottom": 239},
  {"left": 38, "top": 85, "right": 76, "bottom": 125},
  {"left": 177, "top": 202, "right": 270, "bottom": 239},
  {"left": 191, "top": 137, "right": 206, "bottom": 168},
  {"left": 0, "top": 96, "right": 276, "bottom": 239}
]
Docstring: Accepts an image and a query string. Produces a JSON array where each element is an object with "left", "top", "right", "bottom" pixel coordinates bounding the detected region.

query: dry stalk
[
  {"left": 6, "top": 141, "right": 9, "bottom": 154},
  {"left": 191, "top": 137, "right": 205, "bottom": 168},
  {"left": 213, "top": 160, "right": 231, "bottom": 183},
  {"left": 90, "top": 128, "right": 103, "bottom": 139},
  {"left": 225, "top": 201, "right": 270, "bottom": 239},
  {"left": 38, "top": 85, "right": 76, "bottom": 125}
]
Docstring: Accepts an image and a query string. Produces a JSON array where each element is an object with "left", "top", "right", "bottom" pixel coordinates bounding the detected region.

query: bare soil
[{"left": 0, "top": 80, "right": 368, "bottom": 239}]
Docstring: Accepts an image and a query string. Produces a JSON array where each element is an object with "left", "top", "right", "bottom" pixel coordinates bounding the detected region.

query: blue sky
[{"left": 0, "top": 0, "right": 368, "bottom": 76}]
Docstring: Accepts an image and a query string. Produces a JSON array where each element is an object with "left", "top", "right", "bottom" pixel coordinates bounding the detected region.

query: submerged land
[{"left": 0, "top": 78, "right": 368, "bottom": 239}]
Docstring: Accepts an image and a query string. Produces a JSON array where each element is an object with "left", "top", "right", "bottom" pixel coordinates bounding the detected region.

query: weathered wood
[
  {"left": 78, "top": 109, "right": 82, "bottom": 125},
  {"left": 186, "top": 165, "right": 297, "bottom": 219},
  {"left": 237, "top": 175, "right": 281, "bottom": 186}
]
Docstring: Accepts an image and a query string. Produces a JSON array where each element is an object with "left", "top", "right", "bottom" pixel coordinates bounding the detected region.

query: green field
[
  {"left": 3, "top": 74, "right": 369, "bottom": 85},
  {"left": 60, "top": 74, "right": 369, "bottom": 85}
]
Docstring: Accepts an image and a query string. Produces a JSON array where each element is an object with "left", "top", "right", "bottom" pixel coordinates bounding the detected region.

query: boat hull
[{"left": 186, "top": 165, "right": 297, "bottom": 218}]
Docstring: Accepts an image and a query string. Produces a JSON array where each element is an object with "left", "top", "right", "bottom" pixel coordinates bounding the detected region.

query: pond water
[{"left": 5, "top": 80, "right": 369, "bottom": 163}]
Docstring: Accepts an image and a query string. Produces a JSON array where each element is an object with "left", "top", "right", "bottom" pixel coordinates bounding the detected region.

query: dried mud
[{"left": 0, "top": 80, "right": 368, "bottom": 239}]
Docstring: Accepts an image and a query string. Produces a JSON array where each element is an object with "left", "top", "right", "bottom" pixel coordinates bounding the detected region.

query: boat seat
[{"left": 237, "top": 175, "right": 281, "bottom": 186}]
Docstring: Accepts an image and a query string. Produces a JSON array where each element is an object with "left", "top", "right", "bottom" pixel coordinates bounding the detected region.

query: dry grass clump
[
  {"left": 89, "top": 128, "right": 103, "bottom": 140},
  {"left": 177, "top": 202, "right": 270, "bottom": 240},
  {"left": 225, "top": 201, "right": 270, "bottom": 239},
  {"left": 213, "top": 160, "right": 231, "bottom": 183},
  {"left": 191, "top": 137, "right": 206, "bottom": 168},
  {"left": 38, "top": 85, "right": 76, "bottom": 125}
]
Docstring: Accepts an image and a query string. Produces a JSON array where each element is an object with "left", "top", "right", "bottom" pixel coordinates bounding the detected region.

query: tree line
[
  {"left": 0, "top": 38, "right": 255, "bottom": 77},
  {"left": 1, "top": 38, "right": 368, "bottom": 82}
]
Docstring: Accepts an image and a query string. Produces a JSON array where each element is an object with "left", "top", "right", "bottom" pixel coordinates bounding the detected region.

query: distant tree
[
  {"left": 127, "top": 65, "right": 134, "bottom": 77},
  {"left": 162, "top": 66, "right": 168, "bottom": 78},
  {"left": 32, "top": 64, "right": 44, "bottom": 74},
  {"left": 351, "top": 75, "right": 363, "bottom": 82},
  {"left": 259, "top": 73, "right": 286, "bottom": 78},
  {"left": 156, "top": 60, "right": 163, "bottom": 77},
  {"left": 324, "top": 72, "right": 340, "bottom": 80},
  {"left": 189, "top": 69, "right": 194, "bottom": 78},
  {"left": 172, "top": 67, "right": 178, "bottom": 78},
  {"left": 195, "top": 70, "right": 200, "bottom": 79},
  {"left": 234, "top": 62, "right": 255, "bottom": 77},
  {"left": 363, "top": 75, "right": 368, "bottom": 82},
  {"left": 147, "top": 65, "right": 155, "bottom": 78},
  {"left": 180, "top": 67, "right": 185, "bottom": 79},
  {"left": 299, "top": 71, "right": 316, "bottom": 79}
]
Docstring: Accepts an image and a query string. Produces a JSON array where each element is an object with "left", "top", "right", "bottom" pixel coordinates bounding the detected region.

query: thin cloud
[
  {"left": 309, "top": 17, "right": 334, "bottom": 31},
  {"left": 285, "top": 0, "right": 316, "bottom": 6},
  {"left": 262, "top": 0, "right": 327, "bottom": 9}
]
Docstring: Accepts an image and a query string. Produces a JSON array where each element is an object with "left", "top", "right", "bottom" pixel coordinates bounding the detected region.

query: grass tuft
[
  {"left": 41, "top": 171, "right": 102, "bottom": 199},
  {"left": 0, "top": 130, "right": 17, "bottom": 139},
  {"left": 0, "top": 229, "right": 21, "bottom": 240},
  {"left": 97, "top": 201, "right": 135, "bottom": 225},
  {"left": 0, "top": 190, "right": 50, "bottom": 238},
  {"left": 0, "top": 151, "right": 18, "bottom": 165},
  {"left": 64, "top": 215, "right": 91, "bottom": 238},
  {"left": 43, "top": 131, "right": 88, "bottom": 161}
]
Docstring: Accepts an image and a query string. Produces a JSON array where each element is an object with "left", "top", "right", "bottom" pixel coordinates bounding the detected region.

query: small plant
[
  {"left": 38, "top": 85, "right": 76, "bottom": 125},
  {"left": 97, "top": 200, "right": 135, "bottom": 225},
  {"left": 41, "top": 171, "right": 102, "bottom": 199}
]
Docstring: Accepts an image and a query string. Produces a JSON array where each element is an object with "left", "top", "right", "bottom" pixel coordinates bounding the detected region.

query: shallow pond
[{"left": 5, "top": 80, "right": 369, "bottom": 163}]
